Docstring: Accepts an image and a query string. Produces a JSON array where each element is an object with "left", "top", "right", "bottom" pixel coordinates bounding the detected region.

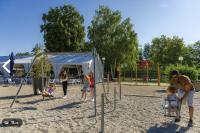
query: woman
[{"left": 60, "top": 69, "right": 68, "bottom": 99}]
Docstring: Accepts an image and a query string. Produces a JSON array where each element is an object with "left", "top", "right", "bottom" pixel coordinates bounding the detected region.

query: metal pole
[
  {"left": 10, "top": 55, "right": 38, "bottom": 108},
  {"left": 41, "top": 54, "right": 44, "bottom": 92},
  {"left": 100, "top": 93, "right": 104, "bottom": 133},
  {"left": 93, "top": 48, "right": 97, "bottom": 117}
]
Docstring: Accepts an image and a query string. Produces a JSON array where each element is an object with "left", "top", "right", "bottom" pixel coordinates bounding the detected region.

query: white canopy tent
[{"left": 0, "top": 52, "right": 103, "bottom": 82}]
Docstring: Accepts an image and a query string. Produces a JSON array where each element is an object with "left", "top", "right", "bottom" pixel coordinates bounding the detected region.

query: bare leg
[
  {"left": 91, "top": 88, "right": 94, "bottom": 98},
  {"left": 189, "top": 106, "right": 194, "bottom": 120}
]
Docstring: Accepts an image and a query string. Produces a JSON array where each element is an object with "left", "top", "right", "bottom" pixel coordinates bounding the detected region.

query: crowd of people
[{"left": 44, "top": 68, "right": 95, "bottom": 102}]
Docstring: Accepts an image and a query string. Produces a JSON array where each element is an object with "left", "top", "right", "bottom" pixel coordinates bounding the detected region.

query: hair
[
  {"left": 49, "top": 82, "right": 55, "bottom": 87},
  {"left": 167, "top": 86, "right": 177, "bottom": 94},
  {"left": 170, "top": 70, "right": 179, "bottom": 76}
]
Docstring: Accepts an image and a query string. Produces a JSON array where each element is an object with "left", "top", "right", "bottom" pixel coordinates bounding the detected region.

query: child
[
  {"left": 42, "top": 82, "right": 56, "bottom": 96},
  {"left": 80, "top": 74, "right": 90, "bottom": 102},
  {"left": 89, "top": 71, "right": 94, "bottom": 101},
  {"left": 166, "top": 86, "right": 180, "bottom": 121}
]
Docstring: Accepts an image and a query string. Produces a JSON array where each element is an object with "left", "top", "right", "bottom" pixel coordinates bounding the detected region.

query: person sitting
[{"left": 42, "top": 82, "right": 56, "bottom": 96}]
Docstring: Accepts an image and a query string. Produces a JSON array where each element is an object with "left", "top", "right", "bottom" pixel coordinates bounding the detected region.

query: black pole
[
  {"left": 100, "top": 93, "right": 104, "bottom": 133},
  {"left": 93, "top": 48, "right": 97, "bottom": 117},
  {"left": 10, "top": 53, "right": 42, "bottom": 108}
]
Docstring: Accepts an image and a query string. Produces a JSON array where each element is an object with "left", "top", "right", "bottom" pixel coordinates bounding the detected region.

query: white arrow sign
[{"left": 3, "top": 59, "right": 11, "bottom": 73}]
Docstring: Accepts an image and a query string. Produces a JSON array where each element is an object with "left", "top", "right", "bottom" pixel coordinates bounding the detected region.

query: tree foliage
[
  {"left": 143, "top": 43, "right": 150, "bottom": 60},
  {"left": 16, "top": 52, "right": 31, "bottom": 56},
  {"left": 88, "top": 6, "right": 138, "bottom": 69},
  {"left": 183, "top": 41, "right": 200, "bottom": 66},
  {"left": 150, "top": 35, "right": 185, "bottom": 65},
  {"left": 41, "top": 5, "right": 85, "bottom": 52}
]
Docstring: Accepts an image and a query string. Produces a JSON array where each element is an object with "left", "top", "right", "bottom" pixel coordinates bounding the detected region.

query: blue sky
[{"left": 0, "top": 0, "right": 200, "bottom": 55}]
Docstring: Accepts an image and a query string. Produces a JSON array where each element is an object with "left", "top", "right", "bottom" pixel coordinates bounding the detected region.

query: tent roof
[
  {"left": 0, "top": 56, "right": 32, "bottom": 64},
  {"left": 0, "top": 53, "right": 93, "bottom": 65}
]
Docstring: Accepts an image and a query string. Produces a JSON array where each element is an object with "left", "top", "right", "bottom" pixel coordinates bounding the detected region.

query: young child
[
  {"left": 166, "top": 86, "right": 180, "bottom": 121},
  {"left": 89, "top": 71, "right": 94, "bottom": 101},
  {"left": 42, "top": 82, "right": 56, "bottom": 96},
  {"left": 80, "top": 74, "right": 90, "bottom": 102}
]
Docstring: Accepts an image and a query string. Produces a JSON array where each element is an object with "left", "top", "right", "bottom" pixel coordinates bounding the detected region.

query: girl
[
  {"left": 166, "top": 86, "right": 180, "bottom": 122},
  {"left": 89, "top": 71, "right": 94, "bottom": 101},
  {"left": 81, "top": 74, "right": 90, "bottom": 102},
  {"left": 42, "top": 82, "right": 56, "bottom": 96}
]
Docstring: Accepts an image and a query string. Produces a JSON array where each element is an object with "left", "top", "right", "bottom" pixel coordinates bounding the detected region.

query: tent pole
[{"left": 93, "top": 48, "right": 97, "bottom": 117}]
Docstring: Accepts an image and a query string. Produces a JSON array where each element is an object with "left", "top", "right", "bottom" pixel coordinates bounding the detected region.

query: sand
[{"left": 0, "top": 83, "right": 199, "bottom": 133}]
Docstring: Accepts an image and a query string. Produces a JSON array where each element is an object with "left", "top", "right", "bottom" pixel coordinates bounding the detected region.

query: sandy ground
[{"left": 0, "top": 83, "right": 200, "bottom": 133}]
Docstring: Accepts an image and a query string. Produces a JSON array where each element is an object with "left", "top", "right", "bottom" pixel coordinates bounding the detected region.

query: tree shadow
[
  {"left": 47, "top": 101, "right": 82, "bottom": 111},
  {"left": 124, "top": 94, "right": 162, "bottom": 99},
  {"left": 0, "top": 94, "right": 36, "bottom": 100},
  {"left": 155, "top": 89, "right": 167, "bottom": 93},
  {"left": 147, "top": 122, "right": 190, "bottom": 133}
]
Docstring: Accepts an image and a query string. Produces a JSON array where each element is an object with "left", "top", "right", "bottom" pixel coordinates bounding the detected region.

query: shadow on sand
[
  {"left": 147, "top": 123, "right": 190, "bottom": 133},
  {"left": 47, "top": 101, "right": 82, "bottom": 111},
  {"left": 155, "top": 89, "right": 167, "bottom": 93},
  {"left": 18, "top": 97, "right": 56, "bottom": 105},
  {"left": 0, "top": 94, "right": 36, "bottom": 100}
]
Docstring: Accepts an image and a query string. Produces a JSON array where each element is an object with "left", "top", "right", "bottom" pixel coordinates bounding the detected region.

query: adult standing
[
  {"left": 170, "top": 70, "right": 195, "bottom": 127},
  {"left": 60, "top": 69, "right": 68, "bottom": 99}
]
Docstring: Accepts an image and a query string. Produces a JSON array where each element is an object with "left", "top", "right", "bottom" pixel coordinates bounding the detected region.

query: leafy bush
[{"left": 163, "top": 65, "right": 199, "bottom": 81}]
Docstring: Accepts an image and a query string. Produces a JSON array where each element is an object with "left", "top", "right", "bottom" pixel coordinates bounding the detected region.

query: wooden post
[
  {"left": 118, "top": 71, "right": 122, "bottom": 100},
  {"left": 107, "top": 73, "right": 109, "bottom": 94},
  {"left": 157, "top": 63, "right": 160, "bottom": 86},
  {"left": 146, "top": 63, "right": 149, "bottom": 84},
  {"left": 114, "top": 87, "right": 116, "bottom": 110},
  {"left": 135, "top": 63, "right": 138, "bottom": 85},
  {"left": 119, "top": 84, "right": 121, "bottom": 100},
  {"left": 100, "top": 93, "right": 104, "bottom": 133}
]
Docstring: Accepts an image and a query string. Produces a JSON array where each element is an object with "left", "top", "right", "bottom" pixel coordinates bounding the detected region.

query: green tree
[
  {"left": 150, "top": 35, "right": 185, "bottom": 65},
  {"left": 184, "top": 41, "right": 200, "bottom": 66},
  {"left": 139, "top": 48, "right": 143, "bottom": 61},
  {"left": 143, "top": 43, "right": 150, "bottom": 60},
  {"left": 32, "top": 44, "right": 43, "bottom": 55},
  {"left": 41, "top": 5, "right": 85, "bottom": 52},
  {"left": 16, "top": 52, "right": 31, "bottom": 56},
  {"left": 88, "top": 6, "right": 138, "bottom": 70}
]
